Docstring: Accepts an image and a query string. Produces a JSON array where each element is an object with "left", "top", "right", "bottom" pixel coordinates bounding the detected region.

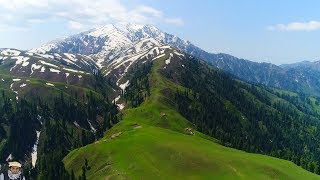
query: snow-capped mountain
[
  {"left": 29, "top": 22, "right": 320, "bottom": 96},
  {"left": 30, "top": 23, "right": 193, "bottom": 90},
  {"left": 30, "top": 23, "right": 193, "bottom": 67}
]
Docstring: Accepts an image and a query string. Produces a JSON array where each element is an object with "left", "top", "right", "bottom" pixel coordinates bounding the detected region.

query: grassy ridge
[
  {"left": 65, "top": 125, "right": 319, "bottom": 179},
  {"left": 63, "top": 55, "right": 320, "bottom": 179}
]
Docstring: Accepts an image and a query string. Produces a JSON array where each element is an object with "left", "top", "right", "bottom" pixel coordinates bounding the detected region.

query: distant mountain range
[{"left": 29, "top": 23, "right": 320, "bottom": 96}]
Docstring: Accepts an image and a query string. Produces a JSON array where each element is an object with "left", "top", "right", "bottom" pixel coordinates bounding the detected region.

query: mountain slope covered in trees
[
  {"left": 0, "top": 54, "right": 118, "bottom": 179},
  {"left": 63, "top": 51, "right": 320, "bottom": 179}
]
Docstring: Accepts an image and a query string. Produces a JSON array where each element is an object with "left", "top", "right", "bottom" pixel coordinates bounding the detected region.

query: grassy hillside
[{"left": 63, "top": 54, "right": 319, "bottom": 179}]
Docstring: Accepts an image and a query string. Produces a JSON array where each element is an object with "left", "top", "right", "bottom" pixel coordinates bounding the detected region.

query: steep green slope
[{"left": 63, "top": 54, "right": 319, "bottom": 179}]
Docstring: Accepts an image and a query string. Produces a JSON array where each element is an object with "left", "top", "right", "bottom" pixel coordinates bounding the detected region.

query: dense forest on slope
[
  {"left": 122, "top": 62, "right": 152, "bottom": 108},
  {"left": 0, "top": 72, "right": 118, "bottom": 180},
  {"left": 161, "top": 56, "right": 320, "bottom": 174}
]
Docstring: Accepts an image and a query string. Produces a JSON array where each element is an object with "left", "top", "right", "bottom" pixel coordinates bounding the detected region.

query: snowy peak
[
  {"left": 87, "top": 23, "right": 153, "bottom": 39},
  {"left": 89, "top": 23, "right": 161, "bottom": 37},
  {"left": 30, "top": 23, "right": 177, "bottom": 69},
  {"left": 29, "top": 22, "right": 203, "bottom": 82},
  {"left": 29, "top": 23, "right": 189, "bottom": 59}
]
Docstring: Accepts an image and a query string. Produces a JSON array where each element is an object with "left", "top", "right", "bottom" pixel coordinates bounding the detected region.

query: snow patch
[
  {"left": 22, "top": 61, "right": 29, "bottom": 67},
  {"left": 165, "top": 59, "right": 171, "bottom": 65},
  {"left": 12, "top": 56, "right": 30, "bottom": 65},
  {"left": 174, "top": 51, "right": 185, "bottom": 57},
  {"left": 165, "top": 53, "right": 174, "bottom": 65},
  {"left": 119, "top": 80, "right": 129, "bottom": 91},
  {"left": 12, "top": 79, "right": 21, "bottom": 82},
  {"left": 37, "top": 53, "right": 54, "bottom": 59},
  {"left": 63, "top": 68, "right": 84, "bottom": 73},
  {"left": 46, "top": 83, "right": 54, "bottom": 87},
  {"left": 96, "top": 58, "right": 104, "bottom": 68},
  {"left": 117, "top": 104, "right": 125, "bottom": 110},
  {"left": 40, "top": 60, "right": 58, "bottom": 68},
  {"left": 31, "top": 131, "right": 41, "bottom": 167},
  {"left": 114, "top": 95, "right": 121, "bottom": 103},
  {"left": 54, "top": 53, "right": 61, "bottom": 58},
  {"left": 161, "top": 45, "right": 171, "bottom": 49},
  {"left": 142, "top": 47, "right": 161, "bottom": 59},
  {"left": 6, "top": 153, "right": 13, "bottom": 161},
  {"left": 10, "top": 56, "right": 30, "bottom": 71},
  {"left": 113, "top": 51, "right": 148, "bottom": 73},
  {"left": 37, "top": 115, "right": 43, "bottom": 125},
  {"left": 113, "top": 95, "right": 125, "bottom": 110},
  {"left": 31, "top": 64, "right": 42, "bottom": 75},
  {"left": 87, "top": 120, "right": 96, "bottom": 133},
  {"left": 134, "top": 38, "right": 160, "bottom": 53},
  {"left": 40, "top": 66, "right": 45, "bottom": 72},
  {"left": 49, "top": 68, "right": 60, "bottom": 74},
  {"left": 73, "top": 121, "right": 80, "bottom": 128},
  {"left": 20, "top": 83, "right": 27, "bottom": 88},
  {"left": 62, "top": 58, "right": 78, "bottom": 66},
  {"left": 64, "top": 53, "right": 77, "bottom": 62},
  {"left": 29, "top": 43, "right": 58, "bottom": 54},
  {"left": 1, "top": 49, "right": 20, "bottom": 56},
  {"left": 25, "top": 52, "right": 34, "bottom": 56},
  {"left": 152, "top": 53, "right": 165, "bottom": 60}
]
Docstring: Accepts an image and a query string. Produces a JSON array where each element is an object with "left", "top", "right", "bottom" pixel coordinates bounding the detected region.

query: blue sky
[{"left": 1, "top": 0, "right": 320, "bottom": 64}]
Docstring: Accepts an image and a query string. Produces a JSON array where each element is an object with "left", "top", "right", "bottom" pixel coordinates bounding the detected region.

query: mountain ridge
[
  {"left": 29, "top": 22, "right": 320, "bottom": 96},
  {"left": 63, "top": 49, "right": 320, "bottom": 179}
]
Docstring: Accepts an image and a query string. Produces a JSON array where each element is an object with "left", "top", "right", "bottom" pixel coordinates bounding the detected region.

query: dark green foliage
[
  {"left": 0, "top": 87, "right": 118, "bottom": 179},
  {"left": 123, "top": 62, "right": 152, "bottom": 108},
  {"left": 168, "top": 58, "right": 320, "bottom": 174},
  {"left": 93, "top": 69, "right": 108, "bottom": 98},
  {"left": 7, "top": 99, "right": 39, "bottom": 160},
  {"left": 71, "top": 170, "right": 76, "bottom": 180}
]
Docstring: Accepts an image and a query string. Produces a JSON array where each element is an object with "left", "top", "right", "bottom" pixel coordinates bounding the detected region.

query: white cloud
[
  {"left": 0, "top": 24, "right": 28, "bottom": 32},
  {"left": 165, "top": 18, "right": 184, "bottom": 26},
  {"left": 267, "top": 21, "right": 320, "bottom": 32},
  {"left": 133, "top": 5, "right": 163, "bottom": 18},
  {"left": 0, "top": 0, "right": 183, "bottom": 30},
  {"left": 68, "top": 21, "right": 84, "bottom": 30}
]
